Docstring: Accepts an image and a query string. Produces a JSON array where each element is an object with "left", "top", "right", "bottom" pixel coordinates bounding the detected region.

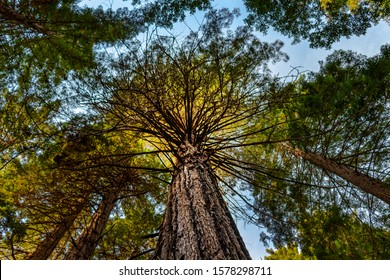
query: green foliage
[
  {"left": 264, "top": 206, "right": 390, "bottom": 260},
  {"left": 93, "top": 195, "right": 163, "bottom": 260},
  {"left": 0, "top": 189, "right": 27, "bottom": 259},
  {"left": 244, "top": 46, "right": 390, "bottom": 259},
  {"left": 0, "top": 1, "right": 219, "bottom": 259},
  {"left": 244, "top": 0, "right": 389, "bottom": 48},
  {"left": 0, "top": 0, "right": 214, "bottom": 76},
  {"left": 0, "top": 118, "right": 168, "bottom": 259},
  {"left": 298, "top": 206, "right": 390, "bottom": 259},
  {"left": 0, "top": 87, "right": 61, "bottom": 169},
  {"left": 1, "top": 1, "right": 389, "bottom": 260},
  {"left": 130, "top": 0, "right": 213, "bottom": 25},
  {"left": 287, "top": 45, "right": 390, "bottom": 173},
  {"left": 0, "top": 0, "right": 153, "bottom": 69},
  {"left": 265, "top": 244, "right": 308, "bottom": 260}
]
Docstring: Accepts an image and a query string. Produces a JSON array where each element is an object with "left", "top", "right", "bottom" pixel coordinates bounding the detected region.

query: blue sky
[{"left": 81, "top": 0, "right": 390, "bottom": 259}]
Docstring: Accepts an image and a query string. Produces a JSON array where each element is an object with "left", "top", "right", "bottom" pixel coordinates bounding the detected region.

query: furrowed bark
[
  {"left": 155, "top": 141, "right": 251, "bottom": 260},
  {"left": 64, "top": 191, "right": 118, "bottom": 260},
  {"left": 287, "top": 145, "right": 390, "bottom": 205}
]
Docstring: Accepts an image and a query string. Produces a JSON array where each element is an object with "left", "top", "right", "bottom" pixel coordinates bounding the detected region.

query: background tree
[
  {"left": 0, "top": 119, "right": 166, "bottom": 259},
  {"left": 283, "top": 46, "right": 390, "bottom": 202},
  {"left": 241, "top": 45, "right": 389, "bottom": 258}
]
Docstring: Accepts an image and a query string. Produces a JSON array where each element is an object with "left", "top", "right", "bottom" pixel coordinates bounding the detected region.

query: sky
[{"left": 80, "top": 0, "right": 390, "bottom": 260}]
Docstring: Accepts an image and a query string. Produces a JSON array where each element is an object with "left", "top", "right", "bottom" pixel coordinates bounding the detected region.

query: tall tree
[
  {"left": 241, "top": 46, "right": 389, "bottom": 256},
  {"left": 3, "top": 1, "right": 388, "bottom": 261},
  {"left": 63, "top": 165, "right": 152, "bottom": 260},
  {"left": 63, "top": 186, "right": 121, "bottom": 259},
  {"left": 0, "top": 154, "right": 93, "bottom": 259},
  {"left": 27, "top": 195, "right": 90, "bottom": 260},
  {"left": 282, "top": 46, "right": 390, "bottom": 203},
  {"left": 80, "top": 8, "right": 287, "bottom": 259}
]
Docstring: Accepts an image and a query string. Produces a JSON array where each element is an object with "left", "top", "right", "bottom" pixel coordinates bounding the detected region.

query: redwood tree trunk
[
  {"left": 155, "top": 142, "right": 251, "bottom": 260},
  {"left": 64, "top": 191, "right": 118, "bottom": 260},
  {"left": 27, "top": 201, "right": 86, "bottom": 260},
  {"left": 289, "top": 146, "right": 390, "bottom": 205}
]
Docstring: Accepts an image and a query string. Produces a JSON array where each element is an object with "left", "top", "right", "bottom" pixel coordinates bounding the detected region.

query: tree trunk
[
  {"left": 27, "top": 201, "right": 86, "bottom": 260},
  {"left": 155, "top": 142, "right": 251, "bottom": 260},
  {"left": 64, "top": 191, "right": 118, "bottom": 260},
  {"left": 288, "top": 145, "right": 390, "bottom": 205}
]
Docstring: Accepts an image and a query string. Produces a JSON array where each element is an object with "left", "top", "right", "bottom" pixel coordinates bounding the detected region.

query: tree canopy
[
  {"left": 244, "top": 0, "right": 390, "bottom": 48},
  {"left": 0, "top": 0, "right": 389, "bottom": 260}
]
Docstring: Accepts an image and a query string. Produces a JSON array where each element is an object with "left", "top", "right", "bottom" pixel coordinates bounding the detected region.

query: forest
[{"left": 0, "top": 0, "right": 389, "bottom": 260}]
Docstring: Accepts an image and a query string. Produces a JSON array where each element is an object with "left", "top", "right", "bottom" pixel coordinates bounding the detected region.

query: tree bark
[
  {"left": 155, "top": 142, "right": 251, "bottom": 260},
  {"left": 287, "top": 145, "right": 390, "bottom": 205},
  {"left": 27, "top": 201, "right": 86, "bottom": 260},
  {"left": 64, "top": 191, "right": 118, "bottom": 260}
]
